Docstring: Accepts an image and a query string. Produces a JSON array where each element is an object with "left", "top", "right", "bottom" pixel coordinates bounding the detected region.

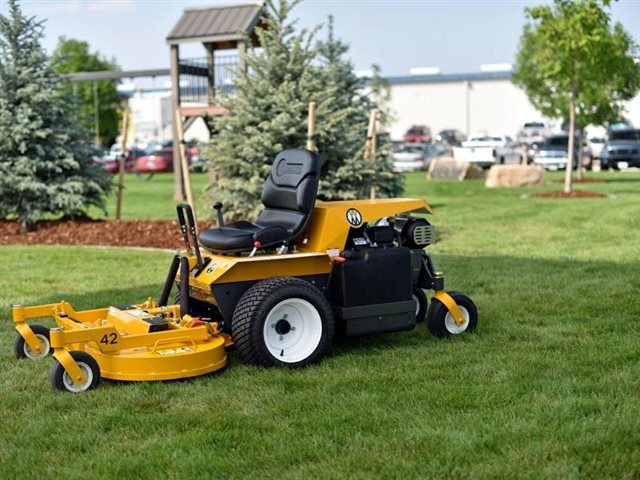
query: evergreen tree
[
  {"left": 0, "top": 0, "right": 111, "bottom": 231},
  {"left": 314, "top": 17, "right": 401, "bottom": 200},
  {"left": 204, "top": 0, "right": 400, "bottom": 219}
]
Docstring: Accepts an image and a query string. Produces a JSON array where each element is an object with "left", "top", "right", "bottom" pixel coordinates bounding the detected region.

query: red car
[
  {"left": 135, "top": 145, "right": 201, "bottom": 174},
  {"left": 403, "top": 125, "right": 432, "bottom": 143},
  {"left": 135, "top": 147, "right": 173, "bottom": 173},
  {"left": 101, "top": 148, "right": 144, "bottom": 173}
]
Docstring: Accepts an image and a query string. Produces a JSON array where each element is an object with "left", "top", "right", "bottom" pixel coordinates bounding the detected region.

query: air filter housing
[{"left": 395, "top": 217, "right": 435, "bottom": 249}]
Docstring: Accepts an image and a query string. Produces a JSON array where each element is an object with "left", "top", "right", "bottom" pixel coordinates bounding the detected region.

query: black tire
[
  {"left": 14, "top": 325, "right": 50, "bottom": 360},
  {"left": 50, "top": 351, "right": 100, "bottom": 393},
  {"left": 412, "top": 287, "right": 428, "bottom": 323},
  {"left": 231, "top": 277, "right": 335, "bottom": 367},
  {"left": 427, "top": 291, "right": 478, "bottom": 338}
]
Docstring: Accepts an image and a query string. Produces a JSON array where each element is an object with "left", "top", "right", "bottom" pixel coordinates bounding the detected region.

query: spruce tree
[
  {"left": 0, "top": 0, "right": 111, "bottom": 231},
  {"left": 314, "top": 28, "right": 403, "bottom": 201},
  {"left": 204, "top": 0, "right": 400, "bottom": 219}
]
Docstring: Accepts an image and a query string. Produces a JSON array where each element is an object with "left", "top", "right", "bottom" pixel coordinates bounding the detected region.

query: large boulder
[
  {"left": 427, "top": 157, "right": 484, "bottom": 181},
  {"left": 485, "top": 164, "right": 545, "bottom": 188}
]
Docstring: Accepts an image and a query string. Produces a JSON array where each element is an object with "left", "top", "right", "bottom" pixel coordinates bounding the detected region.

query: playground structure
[
  {"left": 64, "top": 2, "right": 266, "bottom": 210},
  {"left": 167, "top": 3, "right": 264, "bottom": 202}
]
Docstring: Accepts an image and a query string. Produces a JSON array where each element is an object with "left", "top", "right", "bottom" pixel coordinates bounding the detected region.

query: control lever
[
  {"left": 176, "top": 203, "right": 204, "bottom": 275},
  {"left": 213, "top": 202, "right": 224, "bottom": 228},
  {"left": 176, "top": 205, "right": 191, "bottom": 250}
]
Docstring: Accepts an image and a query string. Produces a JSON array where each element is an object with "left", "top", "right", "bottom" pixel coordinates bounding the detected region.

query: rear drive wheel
[
  {"left": 50, "top": 351, "right": 100, "bottom": 393},
  {"left": 412, "top": 287, "right": 428, "bottom": 323},
  {"left": 231, "top": 277, "right": 334, "bottom": 367},
  {"left": 14, "top": 325, "right": 50, "bottom": 360},
  {"left": 427, "top": 291, "right": 477, "bottom": 338}
]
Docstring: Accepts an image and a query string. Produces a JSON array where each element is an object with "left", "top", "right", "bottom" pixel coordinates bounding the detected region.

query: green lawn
[
  {"left": 88, "top": 172, "right": 211, "bottom": 220},
  {"left": 1, "top": 171, "right": 639, "bottom": 478}
]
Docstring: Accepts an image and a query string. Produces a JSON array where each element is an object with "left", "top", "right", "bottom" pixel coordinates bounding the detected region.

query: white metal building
[
  {"left": 127, "top": 88, "right": 212, "bottom": 144},
  {"left": 386, "top": 71, "right": 640, "bottom": 140},
  {"left": 124, "top": 70, "right": 640, "bottom": 144}
]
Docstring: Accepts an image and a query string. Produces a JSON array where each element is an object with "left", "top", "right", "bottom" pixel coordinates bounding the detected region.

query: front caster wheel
[
  {"left": 232, "top": 277, "right": 335, "bottom": 367},
  {"left": 412, "top": 287, "right": 428, "bottom": 323},
  {"left": 427, "top": 291, "right": 478, "bottom": 338},
  {"left": 14, "top": 325, "right": 51, "bottom": 360},
  {"left": 50, "top": 351, "right": 100, "bottom": 393}
]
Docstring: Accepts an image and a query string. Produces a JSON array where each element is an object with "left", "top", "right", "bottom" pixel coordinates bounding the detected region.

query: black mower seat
[{"left": 199, "top": 149, "right": 320, "bottom": 253}]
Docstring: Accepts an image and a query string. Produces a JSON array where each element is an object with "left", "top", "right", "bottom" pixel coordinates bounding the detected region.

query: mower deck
[{"left": 13, "top": 301, "right": 228, "bottom": 387}]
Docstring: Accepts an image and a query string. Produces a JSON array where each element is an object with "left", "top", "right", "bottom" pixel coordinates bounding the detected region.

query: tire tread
[
  {"left": 427, "top": 291, "right": 478, "bottom": 338},
  {"left": 231, "top": 277, "right": 334, "bottom": 367}
]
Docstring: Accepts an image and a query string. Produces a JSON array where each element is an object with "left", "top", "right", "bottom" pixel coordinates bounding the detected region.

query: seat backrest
[{"left": 256, "top": 149, "right": 320, "bottom": 237}]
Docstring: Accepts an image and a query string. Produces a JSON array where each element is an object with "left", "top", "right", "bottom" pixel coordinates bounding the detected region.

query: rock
[
  {"left": 485, "top": 165, "right": 545, "bottom": 188},
  {"left": 427, "top": 158, "right": 484, "bottom": 181}
]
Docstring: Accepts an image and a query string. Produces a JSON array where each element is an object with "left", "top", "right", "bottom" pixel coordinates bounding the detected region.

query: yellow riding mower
[{"left": 13, "top": 148, "right": 477, "bottom": 392}]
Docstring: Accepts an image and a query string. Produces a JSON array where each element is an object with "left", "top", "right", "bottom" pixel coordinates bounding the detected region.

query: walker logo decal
[
  {"left": 345, "top": 208, "right": 363, "bottom": 227},
  {"left": 276, "top": 158, "right": 303, "bottom": 176}
]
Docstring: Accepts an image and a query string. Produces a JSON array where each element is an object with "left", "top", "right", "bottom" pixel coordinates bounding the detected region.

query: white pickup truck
[{"left": 452, "top": 134, "right": 522, "bottom": 168}]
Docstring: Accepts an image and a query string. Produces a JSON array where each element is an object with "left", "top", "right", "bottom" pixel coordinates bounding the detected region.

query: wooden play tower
[{"left": 166, "top": 1, "right": 265, "bottom": 200}]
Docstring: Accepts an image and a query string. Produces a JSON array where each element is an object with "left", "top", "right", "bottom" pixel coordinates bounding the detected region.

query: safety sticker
[
  {"left": 206, "top": 263, "right": 217, "bottom": 274},
  {"left": 156, "top": 347, "right": 194, "bottom": 356}
]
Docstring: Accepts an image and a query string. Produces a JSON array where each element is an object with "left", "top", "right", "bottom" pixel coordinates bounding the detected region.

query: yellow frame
[
  {"left": 13, "top": 302, "right": 227, "bottom": 385},
  {"left": 13, "top": 197, "right": 473, "bottom": 389}
]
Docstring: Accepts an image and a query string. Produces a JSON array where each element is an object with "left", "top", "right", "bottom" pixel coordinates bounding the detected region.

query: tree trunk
[
  {"left": 20, "top": 219, "right": 31, "bottom": 234},
  {"left": 576, "top": 127, "right": 585, "bottom": 181},
  {"left": 564, "top": 90, "right": 576, "bottom": 194}
]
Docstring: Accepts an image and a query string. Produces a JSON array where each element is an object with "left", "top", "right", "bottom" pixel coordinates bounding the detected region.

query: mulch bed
[
  {"left": 0, "top": 219, "right": 212, "bottom": 250},
  {"left": 553, "top": 178, "right": 604, "bottom": 184},
  {"left": 533, "top": 190, "right": 608, "bottom": 199}
]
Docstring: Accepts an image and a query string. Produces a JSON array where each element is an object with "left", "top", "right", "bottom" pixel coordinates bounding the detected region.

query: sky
[{"left": 2, "top": 0, "right": 639, "bottom": 77}]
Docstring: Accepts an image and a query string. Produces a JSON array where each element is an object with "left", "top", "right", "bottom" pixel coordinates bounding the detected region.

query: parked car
[
  {"left": 100, "top": 146, "right": 144, "bottom": 173},
  {"left": 452, "top": 133, "right": 521, "bottom": 168},
  {"left": 135, "top": 143, "right": 202, "bottom": 174},
  {"left": 588, "top": 137, "right": 606, "bottom": 160},
  {"left": 532, "top": 135, "right": 583, "bottom": 171},
  {"left": 424, "top": 143, "right": 452, "bottom": 163},
  {"left": 516, "top": 121, "right": 550, "bottom": 145},
  {"left": 435, "top": 129, "right": 466, "bottom": 146},
  {"left": 135, "top": 147, "right": 174, "bottom": 174},
  {"left": 392, "top": 143, "right": 428, "bottom": 172},
  {"left": 403, "top": 125, "right": 432, "bottom": 143},
  {"left": 600, "top": 128, "right": 640, "bottom": 170}
]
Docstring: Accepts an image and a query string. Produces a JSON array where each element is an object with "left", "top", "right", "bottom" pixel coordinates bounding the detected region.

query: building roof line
[
  {"left": 62, "top": 68, "right": 514, "bottom": 84},
  {"left": 386, "top": 70, "right": 513, "bottom": 85}
]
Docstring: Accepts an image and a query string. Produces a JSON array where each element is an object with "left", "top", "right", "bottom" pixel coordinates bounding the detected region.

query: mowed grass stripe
[{"left": 1, "top": 170, "right": 639, "bottom": 478}]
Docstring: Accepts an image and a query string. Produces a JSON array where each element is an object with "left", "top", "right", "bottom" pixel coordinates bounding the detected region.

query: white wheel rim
[
  {"left": 412, "top": 294, "right": 420, "bottom": 316},
  {"left": 24, "top": 334, "right": 50, "bottom": 360},
  {"left": 263, "top": 298, "right": 322, "bottom": 363},
  {"left": 62, "top": 362, "right": 93, "bottom": 393},
  {"left": 444, "top": 306, "right": 470, "bottom": 334}
]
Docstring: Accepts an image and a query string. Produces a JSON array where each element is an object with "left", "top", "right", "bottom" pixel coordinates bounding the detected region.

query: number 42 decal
[{"left": 100, "top": 333, "right": 118, "bottom": 345}]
